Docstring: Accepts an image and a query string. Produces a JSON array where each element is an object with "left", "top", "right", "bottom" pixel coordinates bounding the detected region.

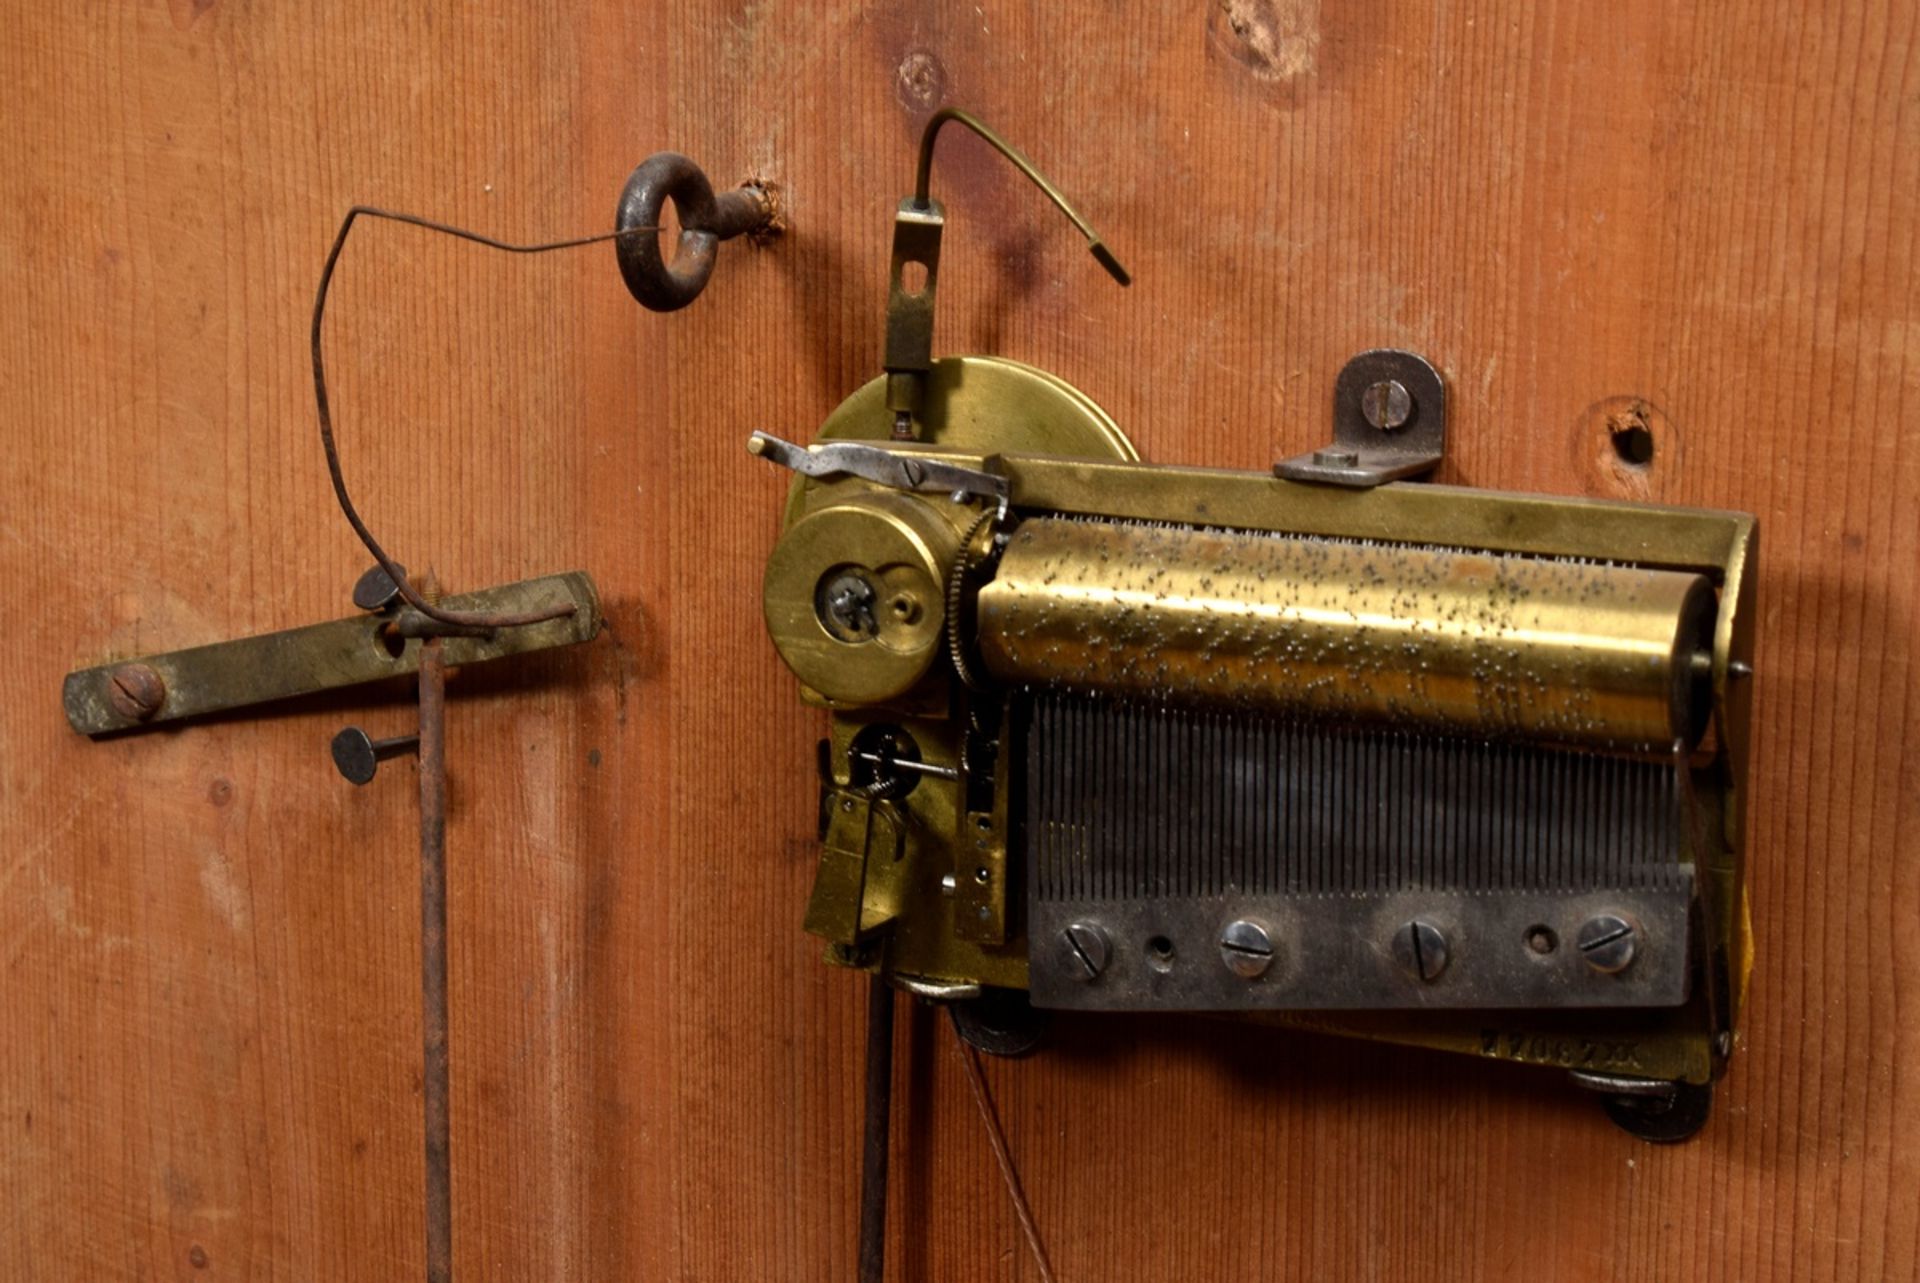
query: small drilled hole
[
  {"left": 1147, "top": 935, "right": 1175, "bottom": 973},
  {"left": 1526, "top": 926, "right": 1558, "bottom": 955},
  {"left": 898, "top": 259, "right": 929, "bottom": 296},
  {"left": 974, "top": 866, "right": 990, "bottom": 884},
  {"left": 374, "top": 624, "right": 407, "bottom": 661},
  {"left": 1611, "top": 422, "right": 1655, "bottom": 467}
]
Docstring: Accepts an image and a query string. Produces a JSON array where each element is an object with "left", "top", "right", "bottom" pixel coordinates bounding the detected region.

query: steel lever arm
[{"left": 746, "top": 431, "right": 1007, "bottom": 503}]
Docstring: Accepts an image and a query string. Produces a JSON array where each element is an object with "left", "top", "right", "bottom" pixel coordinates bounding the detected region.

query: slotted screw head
[
  {"left": 1577, "top": 913, "right": 1639, "bottom": 974},
  {"left": 107, "top": 663, "right": 166, "bottom": 721},
  {"left": 1060, "top": 921, "right": 1110, "bottom": 982},
  {"left": 1393, "top": 919, "right": 1450, "bottom": 982},
  {"left": 1219, "top": 919, "right": 1275, "bottom": 979},
  {"left": 1361, "top": 379, "right": 1413, "bottom": 430}
]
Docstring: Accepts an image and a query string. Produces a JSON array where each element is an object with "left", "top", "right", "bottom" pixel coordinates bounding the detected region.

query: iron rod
[
  {"left": 418, "top": 637, "right": 452, "bottom": 1283},
  {"left": 856, "top": 975, "right": 895, "bottom": 1283}
]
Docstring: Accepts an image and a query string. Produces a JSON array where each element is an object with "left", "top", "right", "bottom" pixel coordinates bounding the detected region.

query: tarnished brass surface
[
  {"left": 808, "top": 356, "right": 1135, "bottom": 463},
  {"left": 805, "top": 789, "right": 907, "bottom": 942},
  {"left": 882, "top": 199, "right": 944, "bottom": 427},
  {"left": 978, "top": 518, "right": 1716, "bottom": 752},
  {"left": 63, "top": 572, "right": 602, "bottom": 735},
  {"left": 775, "top": 354, "right": 1141, "bottom": 992},
  {"left": 812, "top": 711, "right": 1028, "bottom": 991},
  {"left": 769, "top": 353, "right": 1756, "bottom": 1093},
  {"left": 762, "top": 491, "right": 961, "bottom": 705},
  {"left": 1259, "top": 1004, "right": 1716, "bottom": 1085},
  {"left": 770, "top": 356, "right": 1138, "bottom": 705}
]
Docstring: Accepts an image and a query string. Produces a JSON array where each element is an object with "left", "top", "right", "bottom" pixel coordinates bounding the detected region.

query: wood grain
[{"left": 2, "top": 1, "right": 1915, "bottom": 1278}]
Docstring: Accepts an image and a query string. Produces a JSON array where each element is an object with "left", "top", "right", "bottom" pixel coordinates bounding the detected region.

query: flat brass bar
[
  {"left": 1258, "top": 1007, "right": 1715, "bottom": 1085},
  {"left": 62, "top": 571, "right": 601, "bottom": 735},
  {"left": 997, "top": 455, "right": 1751, "bottom": 577},
  {"left": 418, "top": 638, "right": 451, "bottom": 1283}
]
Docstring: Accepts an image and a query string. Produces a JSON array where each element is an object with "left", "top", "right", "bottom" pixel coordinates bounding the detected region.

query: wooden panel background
[{"left": 2, "top": 1, "right": 1915, "bottom": 1278}]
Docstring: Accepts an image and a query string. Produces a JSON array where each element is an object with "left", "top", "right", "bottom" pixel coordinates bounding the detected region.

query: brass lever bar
[{"left": 62, "top": 571, "right": 601, "bottom": 736}]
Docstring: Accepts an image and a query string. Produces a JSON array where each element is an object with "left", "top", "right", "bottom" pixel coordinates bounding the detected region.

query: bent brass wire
[{"left": 912, "top": 106, "right": 1130, "bottom": 286}]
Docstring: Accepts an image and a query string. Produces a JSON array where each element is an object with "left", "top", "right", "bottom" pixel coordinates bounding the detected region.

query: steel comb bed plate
[{"left": 1022, "top": 693, "right": 1693, "bottom": 1010}]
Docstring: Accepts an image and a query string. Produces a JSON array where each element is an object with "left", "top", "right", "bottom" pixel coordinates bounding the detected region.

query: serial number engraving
[{"left": 1479, "top": 1030, "right": 1642, "bottom": 1071}]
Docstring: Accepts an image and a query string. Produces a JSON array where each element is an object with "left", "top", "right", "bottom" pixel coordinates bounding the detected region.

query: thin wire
[
  {"left": 912, "top": 107, "right": 1131, "bottom": 288},
  {"left": 952, "top": 1021, "right": 1058, "bottom": 1283},
  {"left": 312, "top": 207, "right": 662, "bottom": 629}
]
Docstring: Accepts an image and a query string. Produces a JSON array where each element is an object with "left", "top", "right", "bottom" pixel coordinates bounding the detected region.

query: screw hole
[
  {"left": 1611, "top": 421, "right": 1655, "bottom": 467},
  {"left": 898, "top": 259, "right": 929, "bottom": 296},
  {"left": 1146, "top": 935, "right": 1175, "bottom": 973},
  {"left": 974, "top": 866, "right": 990, "bottom": 884},
  {"left": 374, "top": 624, "right": 407, "bottom": 661},
  {"left": 1526, "top": 925, "right": 1558, "bottom": 955}
]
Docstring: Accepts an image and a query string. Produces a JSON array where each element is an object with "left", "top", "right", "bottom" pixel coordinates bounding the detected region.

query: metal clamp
[
  {"left": 1275, "top": 349, "right": 1447, "bottom": 488},
  {"left": 615, "top": 152, "right": 777, "bottom": 312}
]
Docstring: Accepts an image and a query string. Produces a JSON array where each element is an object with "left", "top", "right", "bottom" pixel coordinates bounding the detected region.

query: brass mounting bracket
[{"left": 63, "top": 570, "right": 601, "bottom": 736}]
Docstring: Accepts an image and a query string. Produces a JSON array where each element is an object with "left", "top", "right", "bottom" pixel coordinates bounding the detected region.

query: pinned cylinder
[{"left": 974, "top": 519, "right": 1716, "bottom": 753}]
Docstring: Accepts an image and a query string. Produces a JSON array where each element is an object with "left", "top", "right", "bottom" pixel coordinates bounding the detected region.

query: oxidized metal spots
[{"left": 975, "top": 518, "right": 1715, "bottom": 752}]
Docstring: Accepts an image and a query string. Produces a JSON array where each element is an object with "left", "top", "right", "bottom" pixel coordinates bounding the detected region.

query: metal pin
[
  {"left": 352, "top": 562, "right": 408, "bottom": 612},
  {"left": 330, "top": 726, "right": 421, "bottom": 785},
  {"left": 851, "top": 750, "right": 962, "bottom": 782}
]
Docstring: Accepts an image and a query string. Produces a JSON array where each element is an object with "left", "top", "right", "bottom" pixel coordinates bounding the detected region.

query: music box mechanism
[{"left": 752, "top": 109, "right": 1757, "bottom": 1143}]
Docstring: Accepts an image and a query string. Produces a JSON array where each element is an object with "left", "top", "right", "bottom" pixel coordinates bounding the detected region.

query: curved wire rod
[
  {"left": 313, "top": 207, "right": 660, "bottom": 629},
  {"left": 952, "top": 1019, "right": 1058, "bottom": 1283},
  {"left": 913, "top": 107, "right": 1130, "bottom": 287}
]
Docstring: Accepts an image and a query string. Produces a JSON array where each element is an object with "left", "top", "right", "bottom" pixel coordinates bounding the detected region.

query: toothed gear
[{"left": 946, "top": 508, "right": 1000, "bottom": 691}]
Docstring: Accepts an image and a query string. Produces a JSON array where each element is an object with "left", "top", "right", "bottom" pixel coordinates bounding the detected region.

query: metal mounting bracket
[
  {"left": 63, "top": 569, "right": 601, "bottom": 736},
  {"left": 1274, "top": 348, "right": 1447, "bottom": 488}
]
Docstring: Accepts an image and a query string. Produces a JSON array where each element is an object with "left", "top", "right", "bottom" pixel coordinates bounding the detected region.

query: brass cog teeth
[{"left": 945, "top": 508, "right": 1000, "bottom": 692}]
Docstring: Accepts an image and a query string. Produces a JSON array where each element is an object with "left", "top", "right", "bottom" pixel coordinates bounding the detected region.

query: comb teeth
[{"left": 1026, "top": 691, "right": 1685, "bottom": 903}]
